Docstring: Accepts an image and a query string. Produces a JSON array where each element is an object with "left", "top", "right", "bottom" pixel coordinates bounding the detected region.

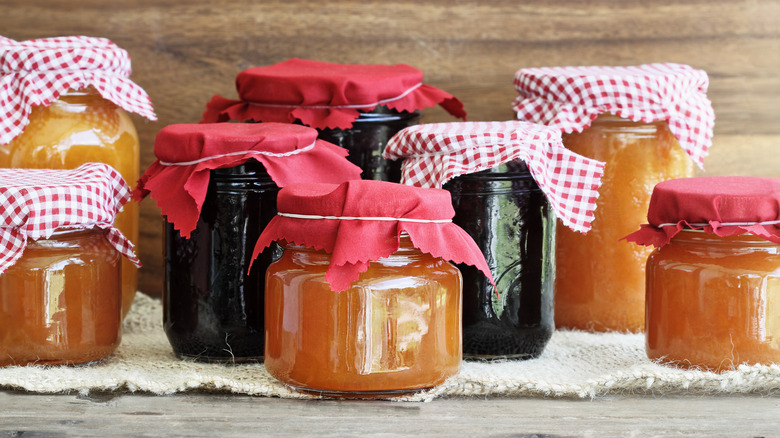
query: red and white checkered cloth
[
  {"left": 0, "top": 162, "right": 140, "bottom": 275},
  {"left": 0, "top": 35, "right": 156, "bottom": 144},
  {"left": 383, "top": 121, "right": 605, "bottom": 233},
  {"left": 512, "top": 63, "right": 714, "bottom": 169}
]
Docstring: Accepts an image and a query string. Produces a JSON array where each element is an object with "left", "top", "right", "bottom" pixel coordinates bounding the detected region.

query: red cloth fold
[
  {"left": 134, "top": 122, "right": 363, "bottom": 238},
  {"left": 623, "top": 176, "right": 780, "bottom": 247},
  {"left": 250, "top": 180, "right": 495, "bottom": 292},
  {"left": 200, "top": 58, "right": 466, "bottom": 129}
]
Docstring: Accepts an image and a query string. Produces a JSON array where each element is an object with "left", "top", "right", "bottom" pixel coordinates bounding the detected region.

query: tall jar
[
  {"left": 513, "top": 63, "right": 715, "bottom": 332},
  {"left": 384, "top": 121, "right": 605, "bottom": 359},
  {"left": 201, "top": 58, "right": 465, "bottom": 182},
  {"left": 0, "top": 36, "right": 156, "bottom": 319},
  {"left": 164, "top": 162, "right": 278, "bottom": 362},
  {"left": 134, "top": 122, "right": 362, "bottom": 363},
  {"left": 252, "top": 180, "right": 493, "bottom": 397},
  {"left": 265, "top": 236, "right": 462, "bottom": 396},
  {"left": 625, "top": 176, "right": 780, "bottom": 372},
  {"left": 444, "top": 161, "right": 555, "bottom": 359},
  {"left": 0, "top": 164, "right": 140, "bottom": 367}
]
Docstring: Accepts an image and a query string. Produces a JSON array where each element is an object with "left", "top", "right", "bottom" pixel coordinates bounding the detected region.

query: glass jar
[
  {"left": 264, "top": 235, "right": 462, "bottom": 397},
  {"left": 315, "top": 106, "right": 420, "bottom": 182},
  {"left": 646, "top": 230, "right": 780, "bottom": 371},
  {"left": 0, "top": 228, "right": 122, "bottom": 366},
  {"left": 0, "top": 87, "right": 140, "bottom": 318},
  {"left": 444, "top": 160, "right": 554, "bottom": 360},
  {"left": 164, "top": 161, "right": 278, "bottom": 362},
  {"left": 555, "top": 114, "right": 693, "bottom": 332}
]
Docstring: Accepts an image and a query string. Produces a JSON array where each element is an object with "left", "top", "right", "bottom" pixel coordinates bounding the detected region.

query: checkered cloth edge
[
  {"left": 0, "top": 163, "right": 140, "bottom": 274},
  {"left": 0, "top": 35, "right": 156, "bottom": 144},
  {"left": 383, "top": 121, "right": 605, "bottom": 233},
  {"left": 512, "top": 63, "right": 715, "bottom": 169}
]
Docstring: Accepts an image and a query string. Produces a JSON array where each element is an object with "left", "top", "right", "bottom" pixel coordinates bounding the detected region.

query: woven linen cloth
[
  {"left": 2, "top": 292, "right": 778, "bottom": 400},
  {"left": 0, "top": 35, "right": 156, "bottom": 144}
]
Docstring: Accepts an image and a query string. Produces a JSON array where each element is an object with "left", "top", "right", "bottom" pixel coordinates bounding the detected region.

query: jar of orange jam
[
  {"left": 0, "top": 36, "right": 156, "bottom": 319},
  {"left": 625, "top": 176, "right": 780, "bottom": 371},
  {"left": 252, "top": 180, "right": 493, "bottom": 397},
  {"left": 513, "top": 63, "right": 715, "bottom": 332},
  {"left": 0, "top": 164, "right": 140, "bottom": 366}
]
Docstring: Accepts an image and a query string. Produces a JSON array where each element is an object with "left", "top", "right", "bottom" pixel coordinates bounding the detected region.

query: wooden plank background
[{"left": 1, "top": 0, "right": 779, "bottom": 295}]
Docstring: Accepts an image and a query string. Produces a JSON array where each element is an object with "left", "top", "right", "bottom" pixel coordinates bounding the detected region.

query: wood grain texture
[{"left": 1, "top": 0, "right": 778, "bottom": 295}]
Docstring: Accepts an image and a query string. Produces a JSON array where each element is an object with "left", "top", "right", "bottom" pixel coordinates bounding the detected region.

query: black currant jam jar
[
  {"left": 164, "top": 161, "right": 279, "bottom": 362},
  {"left": 315, "top": 106, "right": 420, "bottom": 182},
  {"left": 443, "top": 160, "right": 555, "bottom": 360}
]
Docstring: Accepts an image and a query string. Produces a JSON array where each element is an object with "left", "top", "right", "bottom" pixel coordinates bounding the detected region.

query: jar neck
[
  {"left": 588, "top": 112, "right": 668, "bottom": 131},
  {"left": 670, "top": 229, "right": 780, "bottom": 248},
  {"left": 354, "top": 105, "right": 421, "bottom": 124},
  {"left": 282, "top": 234, "right": 425, "bottom": 262},
  {"left": 53, "top": 86, "right": 111, "bottom": 106}
]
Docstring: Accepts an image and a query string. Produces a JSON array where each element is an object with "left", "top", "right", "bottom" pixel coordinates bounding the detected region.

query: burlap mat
[{"left": 2, "top": 292, "right": 779, "bottom": 401}]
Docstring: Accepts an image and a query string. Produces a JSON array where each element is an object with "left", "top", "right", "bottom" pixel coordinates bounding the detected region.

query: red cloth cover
[
  {"left": 0, "top": 163, "right": 140, "bottom": 274},
  {"left": 251, "top": 180, "right": 495, "bottom": 292},
  {"left": 0, "top": 35, "right": 156, "bottom": 144},
  {"left": 134, "top": 122, "right": 363, "bottom": 238},
  {"left": 200, "top": 58, "right": 466, "bottom": 129},
  {"left": 623, "top": 177, "right": 780, "bottom": 247}
]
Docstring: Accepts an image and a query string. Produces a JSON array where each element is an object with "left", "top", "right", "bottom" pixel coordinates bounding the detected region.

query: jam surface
[
  {"left": 555, "top": 115, "right": 693, "bottom": 332},
  {"left": 264, "top": 237, "right": 462, "bottom": 396},
  {"left": 0, "top": 229, "right": 122, "bottom": 366}
]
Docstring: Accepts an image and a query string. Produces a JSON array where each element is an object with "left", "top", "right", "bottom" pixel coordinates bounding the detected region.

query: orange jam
[
  {"left": 0, "top": 228, "right": 122, "bottom": 366},
  {"left": 0, "top": 87, "right": 140, "bottom": 318},
  {"left": 555, "top": 114, "right": 693, "bottom": 332},
  {"left": 264, "top": 236, "right": 462, "bottom": 397},
  {"left": 646, "top": 230, "right": 780, "bottom": 371}
]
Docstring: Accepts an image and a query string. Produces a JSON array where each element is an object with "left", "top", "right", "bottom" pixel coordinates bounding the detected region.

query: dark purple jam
[
  {"left": 444, "top": 160, "right": 554, "bottom": 360},
  {"left": 315, "top": 105, "right": 419, "bottom": 182},
  {"left": 163, "top": 161, "right": 279, "bottom": 362}
]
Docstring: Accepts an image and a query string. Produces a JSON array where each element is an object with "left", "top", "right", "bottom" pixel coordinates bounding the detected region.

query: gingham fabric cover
[
  {"left": 0, "top": 163, "right": 140, "bottom": 274},
  {"left": 383, "top": 121, "right": 605, "bottom": 233},
  {"left": 512, "top": 63, "right": 714, "bottom": 169},
  {"left": 0, "top": 35, "right": 156, "bottom": 144}
]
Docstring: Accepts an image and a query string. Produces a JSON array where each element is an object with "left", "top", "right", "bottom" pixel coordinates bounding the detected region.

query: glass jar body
[
  {"left": 264, "top": 237, "right": 462, "bottom": 397},
  {"left": 315, "top": 105, "right": 420, "bottom": 182},
  {"left": 164, "top": 162, "right": 278, "bottom": 362},
  {"left": 0, "top": 87, "right": 140, "bottom": 319},
  {"left": 555, "top": 114, "right": 693, "bottom": 332},
  {"left": 444, "top": 160, "right": 554, "bottom": 360},
  {"left": 646, "top": 231, "right": 780, "bottom": 371},
  {"left": 0, "top": 228, "right": 122, "bottom": 366}
]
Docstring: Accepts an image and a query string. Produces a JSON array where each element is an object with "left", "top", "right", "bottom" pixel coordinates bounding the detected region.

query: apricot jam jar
[
  {"left": 0, "top": 36, "right": 156, "bottom": 319},
  {"left": 252, "top": 180, "right": 493, "bottom": 397},
  {"left": 0, "top": 164, "right": 140, "bottom": 366},
  {"left": 625, "top": 176, "right": 780, "bottom": 371},
  {"left": 514, "top": 63, "right": 715, "bottom": 332}
]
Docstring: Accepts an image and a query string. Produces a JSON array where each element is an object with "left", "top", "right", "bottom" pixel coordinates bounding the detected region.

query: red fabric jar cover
[
  {"left": 512, "top": 63, "right": 714, "bottom": 169},
  {"left": 0, "top": 163, "right": 140, "bottom": 274},
  {"left": 134, "top": 122, "right": 363, "bottom": 238},
  {"left": 623, "top": 177, "right": 780, "bottom": 247},
  {"left": 0, "top": 35, "right": 156, "bottom": 144},
  {"left": 383, "top": 121, "right": 605, "bottom": 233},
  {"left": 200, "top": 58, "right": 466, "bottom": 129},
  {"left": 251, "top": 180, "right": 494, "bottom": 292}
]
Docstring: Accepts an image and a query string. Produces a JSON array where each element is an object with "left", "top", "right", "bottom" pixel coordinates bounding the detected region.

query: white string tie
[
  {"left": 158, "top": 142, "right": 316, "bottom": 166},
  {"left": 657, "top": 219, "right": 780, "bottom": 228},
  {"left": 277, "top": 212, "right": 451, "bottom": 224}
]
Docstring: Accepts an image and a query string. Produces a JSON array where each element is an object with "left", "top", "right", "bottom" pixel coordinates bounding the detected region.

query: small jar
[
  {"left": 513, "top": 64, "right": 714, "bottom": 332},
  {"left": 555, "top": 114, "right": 693, "bottom": 332},
  {"left": 0, "top": 229, "right": 122, "bottom": 366},
  {"left": 265, "top": 235, "right": 462, "bottom": 396},
  {"left": 316, "top": 106, "right": 420, "bottom": 182},
  {"left": 0, "top": 36, "right": 156, "bottom": 319},
  {"left": 444, "top": 161, "right": 554, "bottom": 359},
  {"left": 201, "top": 58, "right": 465, "bottom": 182},
  {"left": 646, "top": 231, "right": 780, "bottom": 371},
  {"left": 164, "top": 161, "right": 278, "bottom": 362}
]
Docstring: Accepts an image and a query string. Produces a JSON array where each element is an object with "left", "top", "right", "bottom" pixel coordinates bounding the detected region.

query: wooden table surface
[{"left": 1, "top": 390, "right": 779, "bottom": 437}]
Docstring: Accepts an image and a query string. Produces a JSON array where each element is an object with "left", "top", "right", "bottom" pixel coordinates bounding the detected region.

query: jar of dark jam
[
  {"left": 444, "top": 160, "right": 554, "bottom": 360},
  {"left": 312, "top": 106, "right": 420, "bottom": 182},
  {"left": 164, "top": 161, "right": 279, "bottom": 362}
]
